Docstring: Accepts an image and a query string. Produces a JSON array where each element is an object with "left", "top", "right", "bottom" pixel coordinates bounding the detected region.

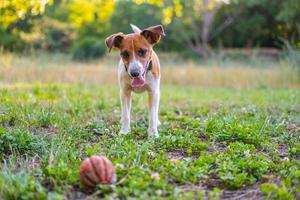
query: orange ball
[{"left": 79, "top": 155, "right": 116, "bottom": 187}]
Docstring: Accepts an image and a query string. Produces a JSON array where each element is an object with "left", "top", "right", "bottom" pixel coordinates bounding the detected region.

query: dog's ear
[
  {"left": 141, "top": 25, "right": 165, "bottom": 45},
  {"left": 105, "top": 32, "right": 125, "bottom": 52}
]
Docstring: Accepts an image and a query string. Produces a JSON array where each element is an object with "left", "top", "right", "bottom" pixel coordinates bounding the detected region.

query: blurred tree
[
  {"left": 109, "top": 1, "right": 161, "bottom": 35},
  {"left": 1, "top": 0, "right": 299, "bottom": 55},
  {"left": 276, "top": 0, "right": 300, "bottom": 48},
  {"left": 177, "top": 0, "right": 226, "bottom": 58},
  {"left": 0, "top": 0, "right": 52, "bottom": 50},
  {"left": 134, "top": 0, "right": 242, "bottom": 58},
  {"left": 67, "top": 0, "right": 115, "bottom": 31},
  {"left": 211, "top": 0, "right": 300, "bottom": 49},
  {"left": 170, "top": 0, "right": 245, "bottom": 58},
  {"left": 0, "top": 0, "right": 52, "bottom": 30}
]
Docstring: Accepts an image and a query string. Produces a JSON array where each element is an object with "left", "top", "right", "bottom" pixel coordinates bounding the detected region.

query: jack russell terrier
[{"left": 105, "top": 24, "right": 165, "bottom": 137}]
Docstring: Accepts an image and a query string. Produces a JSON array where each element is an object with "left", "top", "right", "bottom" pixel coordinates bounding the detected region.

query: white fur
[
  {"left": 118, "top": 59, "right": 160, "bottom": 137},
  {"left": 130, "top": 24, "right": 142, "bottom": 33},
  {"left": 128, "top": 48, "right": 144, "bottom": 76}
]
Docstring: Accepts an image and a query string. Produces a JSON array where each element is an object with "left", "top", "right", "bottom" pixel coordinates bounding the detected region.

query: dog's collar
[{"left": 147, "top": 59, "right": 153, "bottom": 71}]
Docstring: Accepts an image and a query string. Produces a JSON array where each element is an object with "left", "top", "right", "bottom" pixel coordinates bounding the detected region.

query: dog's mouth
[
  {"left": 131, "top": 75, "right": 145, "bottom": 87},
  {"left": 128, "top": 63, "right": 148, "bottom": 88}
]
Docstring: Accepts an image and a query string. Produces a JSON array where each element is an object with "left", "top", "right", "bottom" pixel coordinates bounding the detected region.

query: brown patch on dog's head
[
  {"left": 116, "top": 34, "right": 153, "bottom": 66},
  {"left": 141, "top": 25, "right": 165, "bottom": 45},
  {"left": 105, "top": 25, "right": 165, "bottom": 53},
  {"left": 105, "top": 25, "right": 165, "bottom": 82},
  {"left": 105, "top": 32, "right": 125, "bottom": 52},
  {"left": 105, "top": 34, "right": 154, "bottom": 66}
]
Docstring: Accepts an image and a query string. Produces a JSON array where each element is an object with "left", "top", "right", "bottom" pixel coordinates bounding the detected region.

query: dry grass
[{"left": 0, "top": 51, "right": 299, "bottom": 88}]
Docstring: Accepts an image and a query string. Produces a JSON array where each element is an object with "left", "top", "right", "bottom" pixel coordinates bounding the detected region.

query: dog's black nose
[{"left": 130, "top": 70, "right": 140, "bottom": 77}]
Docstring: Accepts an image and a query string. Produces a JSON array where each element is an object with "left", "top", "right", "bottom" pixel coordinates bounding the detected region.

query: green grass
[{"left": 0, "top": 84, "right": 299, "bottom": 199}]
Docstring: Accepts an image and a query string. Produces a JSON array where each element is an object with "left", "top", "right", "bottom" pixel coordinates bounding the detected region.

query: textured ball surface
[{"left": 79, "top": 155, "right": 115, "bottom": 187}]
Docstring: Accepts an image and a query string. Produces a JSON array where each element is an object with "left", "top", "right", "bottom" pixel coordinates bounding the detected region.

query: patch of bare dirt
[
  {"left": 221, "top": 183, "right": 263, "bottom": 200},
  {"left": 65, "top": 186, "right": 118, "bottom": 200},
  {"left": 31, "top": 126, "right": 60, "bottom": 136},
  {"left": 207, "top": 143, "right": 227, "bottom": 154},
  {"left": 286, "top": 123, "right": 300, "bottom": 134},
  {"left": 167, "top": 150, "right": 186, "bottom": 162},
  {"left": 200, "top": 176, "right": 223, "bottom": 190},
  {"left": 167, "top": 149, "right": 199, "bottom": 162},
  {"left": 0, "top": 118, "right": 16, "bottom": 128},
  {"left": 174, "top": 173, "right": 281, "bottom": 200},
  {"left": 65, "top": 190, "right": 89, "bottom": 200},
  {"left": 276, "top": 144, "right": 289, "bottom": 158},
  {"left": 176, "top": 181, "right": 264, "bottom": 200}
]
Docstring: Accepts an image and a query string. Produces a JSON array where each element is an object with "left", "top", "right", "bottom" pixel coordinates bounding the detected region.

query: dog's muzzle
[{"left": 124, "top": 60, "right": 152, "bottom": 87}]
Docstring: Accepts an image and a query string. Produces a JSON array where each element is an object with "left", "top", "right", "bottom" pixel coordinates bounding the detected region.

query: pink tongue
[{"left": 131, "top": 77, "right": 145, "bottom": 87}]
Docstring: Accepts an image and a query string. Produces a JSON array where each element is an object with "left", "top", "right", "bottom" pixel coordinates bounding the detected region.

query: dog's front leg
[
  {"left": 148, "top": 89, "right": 160, "bottom": 137},
  {"left": 120, "top": 89, "right": 131, "bottom": 134}
]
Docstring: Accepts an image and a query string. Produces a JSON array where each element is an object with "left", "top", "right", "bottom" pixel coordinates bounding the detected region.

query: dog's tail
[{"left": 130, "top": 24, "right": 141, "bottom": 33}]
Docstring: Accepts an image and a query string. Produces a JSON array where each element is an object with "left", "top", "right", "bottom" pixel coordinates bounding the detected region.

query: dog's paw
[
  {"left": 148, "top": 128, "right": 159, "bottom": 138},
  {"left": 157, "top": 120, "right": 161, "bottom": 126},
  {"left": 119, "top": 128, "right": 131, "bottom": 135}
]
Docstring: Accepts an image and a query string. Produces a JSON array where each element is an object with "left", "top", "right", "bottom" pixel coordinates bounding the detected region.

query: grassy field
[{"left": 0, "top": 52, "right": 299, "bottom": 199}]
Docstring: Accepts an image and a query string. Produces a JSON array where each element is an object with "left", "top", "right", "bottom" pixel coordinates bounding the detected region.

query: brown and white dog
[{"left": 105, "top": 24, "right": 165, "bottom": 137}]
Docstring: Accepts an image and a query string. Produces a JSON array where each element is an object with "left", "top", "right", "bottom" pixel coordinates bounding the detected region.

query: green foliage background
[{"left": 0, "top": 0, "right": 299, "bottom": 57}]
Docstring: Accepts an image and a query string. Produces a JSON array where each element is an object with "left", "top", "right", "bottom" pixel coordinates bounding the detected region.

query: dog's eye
[
  {"left": 138, "top": 48, "right": 147, "bottom": 57},
  {"left": 121, "top": 51, "right": 129, "bottom": 59}
]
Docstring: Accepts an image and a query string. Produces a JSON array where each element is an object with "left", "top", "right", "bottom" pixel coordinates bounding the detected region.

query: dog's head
[{"left": 105, "top": 25, "right": 165, "bottom": 87}]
